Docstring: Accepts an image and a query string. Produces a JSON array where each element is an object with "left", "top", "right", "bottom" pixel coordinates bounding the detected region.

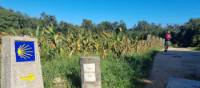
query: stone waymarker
[
  {"left": 80, "top": 56, "right": 101, "bottom": 88},
  {"left": 1, "top": 36, "right": 44, "bottom": 88}
]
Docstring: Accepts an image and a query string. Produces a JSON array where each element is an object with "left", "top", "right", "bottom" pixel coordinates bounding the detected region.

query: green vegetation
[
  {"left": 0, "top": 6, "right": 199, "bottom": 48},
  {"left": 0, "top": 6, "right": 199, "bottom": 88},
  {"left": 0, "top": 25, "right": 162, "bottom": 87},
  {"left": 42, "top": 49, "right": 159, "bottom": 88}
]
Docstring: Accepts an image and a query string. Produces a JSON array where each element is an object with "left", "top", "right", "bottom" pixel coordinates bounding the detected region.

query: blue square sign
[{"left": 15, "top": 41, "right": 35, "bottom": 62}]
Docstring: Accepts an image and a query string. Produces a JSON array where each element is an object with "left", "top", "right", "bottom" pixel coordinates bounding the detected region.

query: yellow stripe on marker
[{"left": 20, "top": 73, "right": 36, "bottom": 81}]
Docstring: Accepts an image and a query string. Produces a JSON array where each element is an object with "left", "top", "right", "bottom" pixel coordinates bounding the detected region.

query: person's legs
[
  {"left": 165, "top": 45, "right": 169, "bottom": 52},
  {"left": 164, "top": 41, "right": 169, "bottom": 52}
]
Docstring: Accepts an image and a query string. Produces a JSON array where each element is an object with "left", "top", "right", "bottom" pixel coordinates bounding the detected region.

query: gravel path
[{"left": 145, "top": 48, "right": 200, "bottom": 88}]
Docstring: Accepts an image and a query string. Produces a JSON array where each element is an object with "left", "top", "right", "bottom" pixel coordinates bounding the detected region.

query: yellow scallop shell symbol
[{"left": 17, "top": 44, "right": 33, "bottom": 59}]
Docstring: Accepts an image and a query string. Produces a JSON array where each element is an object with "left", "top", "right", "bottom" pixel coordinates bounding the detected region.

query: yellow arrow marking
[{"left": 19, "top": 73, "right": 36, "bottom": 81}]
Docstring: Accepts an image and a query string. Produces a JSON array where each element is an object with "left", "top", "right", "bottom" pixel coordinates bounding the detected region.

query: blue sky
[{"left": 1, "top": 0, "right": 200, "bottom": 28}]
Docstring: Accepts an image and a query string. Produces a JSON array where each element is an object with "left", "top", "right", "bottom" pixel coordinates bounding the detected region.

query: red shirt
[{"left": 165, "top": 33, "right": 171, "bottom": 41}]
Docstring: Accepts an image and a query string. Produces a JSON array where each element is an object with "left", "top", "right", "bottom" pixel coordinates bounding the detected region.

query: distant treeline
[{"left": 0, "top": 6, "right": 199, "bottom": 47}]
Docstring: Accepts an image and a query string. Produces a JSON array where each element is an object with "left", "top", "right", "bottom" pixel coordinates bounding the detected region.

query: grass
[
  {"left": 42, "top": 55, "right": 81, "bottom": 88},
  {"left": 0, "top": 46, "right": 159, "bottom": 88},
  {"left": 195, "top": 47, "right": 200, "bottom": 51},
  {"left": 187, "top": 47, "right": 200, "bottom": 51},
  {"left": 42, "top": 49, "right": 159, "bottom": 88}
]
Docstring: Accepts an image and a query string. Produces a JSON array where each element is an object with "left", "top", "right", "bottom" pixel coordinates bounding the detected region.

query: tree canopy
[{"left": 0, "top": 7, "right": 199, "bottom": 47}]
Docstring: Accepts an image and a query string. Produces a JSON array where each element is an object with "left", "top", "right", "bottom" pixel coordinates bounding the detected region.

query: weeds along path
[{"left": 145, "top": 48, "right": 200, "bottom": 88}]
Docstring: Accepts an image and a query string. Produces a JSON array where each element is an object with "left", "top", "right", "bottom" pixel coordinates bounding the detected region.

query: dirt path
[{"left": 145, "top": 48, "right": 200, "bottom": 88}]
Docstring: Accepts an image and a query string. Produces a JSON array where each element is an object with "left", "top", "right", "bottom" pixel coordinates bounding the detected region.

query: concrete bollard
[
  {"left": 1, "top": 36, "right": 44, "bottom": 88},
  {"left": 80, "top": 56, "right": 101, "bottom": 88}
]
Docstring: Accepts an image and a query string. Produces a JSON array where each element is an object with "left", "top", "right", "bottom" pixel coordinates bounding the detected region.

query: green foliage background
[{"left": 0, "top": 6, "right": 199, "bottom": 88}]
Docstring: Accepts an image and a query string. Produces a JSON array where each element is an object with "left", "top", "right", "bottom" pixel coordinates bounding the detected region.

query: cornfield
[
  {"left": 0, "top": 26, "right": 163, "bottom": 60},
  {"left": 0, "top": 26, "right": 163, "bottom": 88}
]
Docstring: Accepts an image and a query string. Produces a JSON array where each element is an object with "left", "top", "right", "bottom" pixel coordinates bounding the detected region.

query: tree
[
  {"left": 40, "top": 12, "right": 57, "bottom": 27},
  {"left": 135, "top": 20, "right": 151, "bottom": 31},
  {"left": 97, "top": 21, "right": 114, "bottom": 32},
  {"left": 58, "top": 21, "right": 75, "bottom": 33},
  {"left": 116, "top": 20, "right": 127, "bottom": 33},
  {"left": 174, "top": 18, "right": 200, "bottom": 47},
  {"left": 131, "top": 21, "right": 163, "bottom": 39}
]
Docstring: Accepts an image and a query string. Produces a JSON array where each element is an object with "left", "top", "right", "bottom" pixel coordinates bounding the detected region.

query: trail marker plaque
[
  {"left": 80, "top": 56, "right": 101, "bottom": 88},
  {"left": 1, "top": 36, "right": 44, "bottom": 88},
  {"left": 83, "top": 63, "right": 96, "bottom": 82}
]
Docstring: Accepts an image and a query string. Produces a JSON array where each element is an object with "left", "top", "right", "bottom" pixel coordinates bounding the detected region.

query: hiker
[{"left": 164, "top": 31, "right": 172, "bottom": 52}]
